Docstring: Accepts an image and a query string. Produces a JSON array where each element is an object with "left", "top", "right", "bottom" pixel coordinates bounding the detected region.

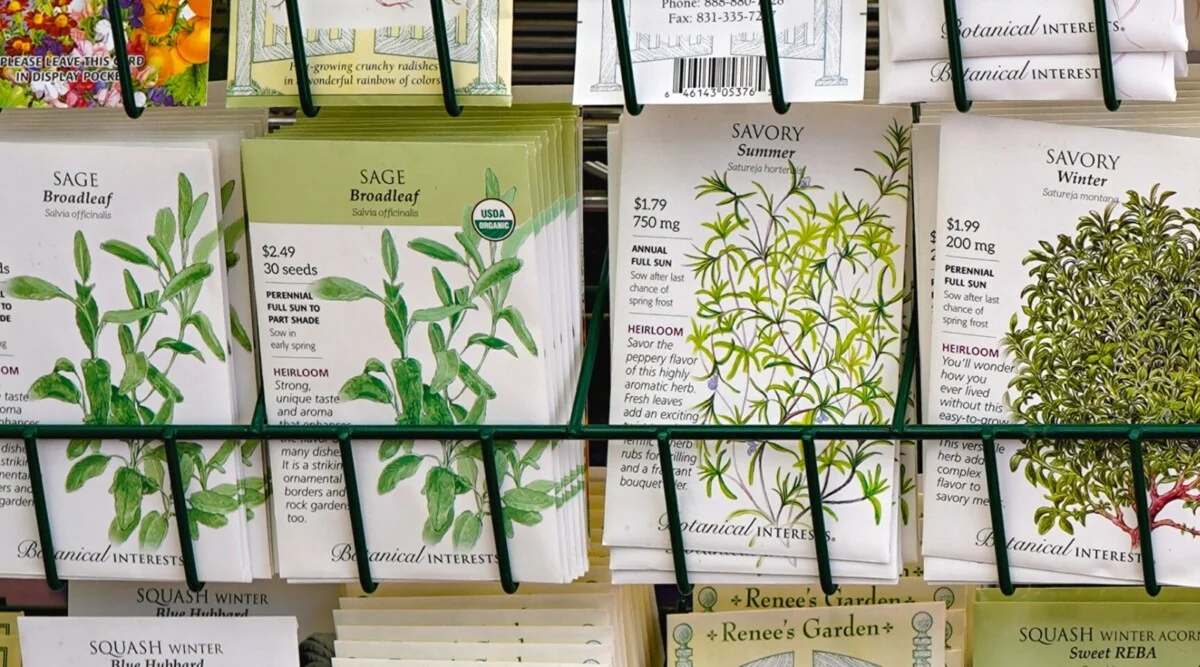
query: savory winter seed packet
[
  {"left": 226, "top": 0, "right": 513, "bottom": 108},
  {"left": 926, "top": 114, "right": 1200, "bottom": 586},
  {"left": 572, "top": 0, "right": 868, "bottom": 105},
  {"left": 0, "top": 0, "right": 211, "bottom": 108},
  {"left": 17, "top": 616, "right": 298, "bottom": 667},
  {"left": 605, "top": 103, "right": 911, "bottom": 569},
  {"left": 0, "top": 141, "right": 249, "bottom": 581},
  {"left": 242, "top": 133, "right": 584, "bottom": 583},
  {"left": 667, "top": 601, "right": 946, "bottom": 667}
]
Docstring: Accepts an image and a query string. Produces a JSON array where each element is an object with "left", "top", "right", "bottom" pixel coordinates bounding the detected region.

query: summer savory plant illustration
[
  {"left": 1002, "top": 187, "right": 1200, "bottom": 547},
  {"left": 687, "top": 121, "right": 909, "bottom": 542},
  {"left": 310, "top": 168, "right": 581, "bottom": 550},
  {"left": 0, "top": 173, "right": 264, "bottom": 549}
]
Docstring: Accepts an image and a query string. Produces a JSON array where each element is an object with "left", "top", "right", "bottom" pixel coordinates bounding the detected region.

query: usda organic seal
[{"left": 472, "top": 199, "right": 516, "bottom": 242}]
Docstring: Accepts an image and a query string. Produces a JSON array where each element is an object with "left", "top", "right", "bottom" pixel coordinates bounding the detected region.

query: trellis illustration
[
  {"left": 589, "top": 0, "right": 846, "bottom": 93},
  {"left": 229, "top": 0, "right": 504, "bottom": 97},
  {"left": 374, "top": 0, "right": 505, "bottom": 93},
  {"left": 229, "top": 0, "right": 356, "bottom": 95}
]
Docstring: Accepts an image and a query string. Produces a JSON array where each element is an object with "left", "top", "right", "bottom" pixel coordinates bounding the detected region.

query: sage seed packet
[
  {"left": 0, "top": 141, "right": 250, "bottom": 582},
  {"left": 605, "top": 104, "right": 911, "bottom": 570},
  {"left": 926, "top": 114, "right": 1200, "bottom": 586},
  {"left": 667, "top": 601, "right": 946, "bottom": 667},
  {"left": 243, "top": 133, "right": 584, "bottom": 584},
  {"left": 226, "top": 0, "right": 514, "bottom": 108}
]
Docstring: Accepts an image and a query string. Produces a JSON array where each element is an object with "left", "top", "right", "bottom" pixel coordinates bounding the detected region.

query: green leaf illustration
[
  {"left": 311, "top": 277, "right": 377, "bottom": 301},
  {"left": 458, "top": 363, "right": 496, "bottom": 399},
  {"left": 471, "top": 258, "right": 522, "bottom": 298},
  {"left": 178, "top": 174, "right": 194, "bottom": 239},
  {"left": 192, "top": 228, "right": 220, "bottom": 264},
  {"left": 422, "top": 467, "right": 458, "bottom": 544},
  {"left": 412, "top": 303, "right": 472, "bottom": 323},
  {"left": 392, "top": 359, "right": 424, "bottom": 423},
  {"left": 1, "top": 276, "right": 69, "bottom": 301},
  {"left": 190, "top": 508, "right": 228, "bottom": 529},
  {"left": 123, "top": 270, "right": 143, "bottom": 308},
  {"left": 161, "top": 263, "right": 213, "bottom": 303},
  {"left": 66, "top": 454, "right": 111, "bottom": 491},
  {"left": 430, "top": 350, "right": 461, "bottom": 393},
  {"left": 100, "top": 241, "right": 156, "bottom": 268},
  {"left": 452, "top": 510, "right": 483, "bottom": 549},
  {"left": 409, "top": 238, "right": 466, "bottom": 265},
  {"left": 230, "top": 308, "right": 254, "bottom": 352},
  {"left": 153, "top": 337, "right": 204, "bottom": 361},
  {"left": 66, "top": 439, "right": 95, "bottom": 460},
  {"left": 182, "top": 193, "right": 210, "bottom": 241},
  {"left": 185, "top": 313, "right": 227, "bottom": 361},
  {"left": 467, "top": 334, "right": 517, "bottom": 357},
  {"left": 498, "top": 307, "right": 538, "bottom": 356},
  {"left": 102, "top": 308, "right": 161, "bottom": 325},
  {"left": 209, "top": 441, "right": 239, "bottom": 473},
  {"left": 378, "top": 439, "right": 411, "bottom": 461},
  {"left": 220, "top": 180, "right": 236, "bottom": 212},
  {"left": 81, "top": 359, "right": 111, "bottom": 424},
  {"left": 73, "top": 231, "right": 91, "bottom": 281},
  {"left": 29, "top": 373, "right": 81, "bottom": 405},
  {"left": 147, "top": 364, "right": 184, "bottom": 403},
  {"left": 190, "top": 490, "right": 239, "bottom": 514},
  {"left": 485, "top": 168, "right": 501, "bottom": 199},
  {"left": 507, "top": 508, "right": 543, "bottom": 527},
  {"left": 378, "top": 454, "right": 423, "bottom": 494},
  {"left": 382, "top": 230, "right": 400, "bottom": 281},
  {"left": 155, "top": 208, "right": 176, "bottom": 250},
  {"left": 138, "top": 510, "right": 169, "bottom": 550},
  {"left": 110, "top": 467, "right": 144, "bottom": 544},
  {"left": 432, "top": 268, "right": 453, "bottom": 306},
  {"left": 339, "top": 374, "right": 392, "bottom": 404},
  {"left": 502, "top": 487, "right": 555, "bottom": 512}
]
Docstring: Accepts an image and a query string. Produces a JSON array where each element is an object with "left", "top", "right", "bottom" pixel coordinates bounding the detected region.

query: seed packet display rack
[{"left": 0, "top": 0, "right": 1165, "bottom": 605}]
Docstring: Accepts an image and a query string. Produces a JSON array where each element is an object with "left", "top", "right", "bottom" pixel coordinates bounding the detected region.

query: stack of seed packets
[
  {"left": 688, "top": 578, "right": 971, "bottom": 667},
  {"left": 922, "top": 113, "right": 1200, "bottom": 587},
  {"left": 242, "top": 107, "right": 587, "bottom": 584},
  {"left": 0, "top": 110, "right": 271, "bottom": 583},
  {"left": 331, "top": 481, "right": 660, "bottom": 667},
  {"left": 572, "top": 0, "right": 869, "bottom": 105},
  {"left": 226, "top": 0, "right": 514, "bottom": 108},
  {"left": 17, "top": 616, "right": 300, "bottom": 667},
  {"left": 604, "top": 103, "right": 912, "bottom": 584},
  {"left": 667, "top": 600, "right": 947, "bottom": 667},
  {"left": 878, "top": 0, "right": 1187, "bottom": 103}
]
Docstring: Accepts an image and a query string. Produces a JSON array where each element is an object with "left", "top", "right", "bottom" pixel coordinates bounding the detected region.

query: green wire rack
[{"left": 45, "top": 0, "right": 1151, "bottom": 603}]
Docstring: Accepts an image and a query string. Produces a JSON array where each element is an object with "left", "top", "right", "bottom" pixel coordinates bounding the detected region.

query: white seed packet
[
  {"left": 925, "top": 114, "right": 1200, "bottom": 586},
  {"left": 0, "top": 141, "right": 250, "bottom": 582},
  {"left": 66, "top": 579, "right": 341, "bottom": 639},
  {"left": 242, "top": 134, "right": 582, "bottom": 584},
  {"left": 17, "top": 616, "right": 298, "bottom": 667},
  {"left": 878, "top": 13, "right": 1179, "bottom": 103},
  {"left": 605, "top": 103, "right": 910, "bottom": 567},
  {"left": 885, "top": 0, "right": 1188, "bottom": 61},
  {"left": 572, "top": 0, "right": 868, "bottom": 105}
]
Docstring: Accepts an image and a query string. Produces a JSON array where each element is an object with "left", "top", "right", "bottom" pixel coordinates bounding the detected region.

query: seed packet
[
  {"left": 0, "top": 141, "right": 250, "bottom": 582},
  {"left": 571, "top": 0, "right": 869, "bottom": 105},
  {"left": 605, "top": 103, "right": 911, "bottom": 568},
  {"left": 667, "top": 601, "right": 946, "bottom": 667},
  {"left": 0, "top": 111, "right": 274, "bottom": 578},
  {"left": 17, "top": 616, "right": 298, "bottom": 667},
  {"left": 242, "top": 127, "right": 583, "bottom": 583},
  {"left": 885, "top": 0, "right": 1187, "bottom": 61},
  {"left": 0, "top": 0, "right": 211, "bottom": 109},
  {"left": 226, "top": 0, "right": 513, "bottom": 108},
  {"left": 926, "top": 114, "right": 1200, "bottom": 586},
  {"left": 66, "top": 579, "right": 341, "bottom": 638}
]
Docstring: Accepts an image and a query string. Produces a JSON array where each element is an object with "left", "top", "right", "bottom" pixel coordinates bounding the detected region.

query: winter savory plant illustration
[
  {"left": 1002, "top": 187, "right": 1200, "bottom": 547},
  {"left": 0, "top": 173, "right": 258, "bottom": 550},
  {"left": 687, "top": 121, "right": 910, "bottom": 543},
  {"left": 309, "top": 169, "right": 580, "bottom": 550}
]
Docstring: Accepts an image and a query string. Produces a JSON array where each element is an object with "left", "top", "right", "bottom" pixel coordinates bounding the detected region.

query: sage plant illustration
[
  {"left": 688, "top": 121, "right": 909, "bottom": 542},
  {"left": 1002, "top": 187, "right": 1200, "bottom": 547},
  {"left": 0, "top": 173, "right": 262, "bottom": 549},
  {"left": 310, "top": 168, "right": 581, "bottom": 550}
]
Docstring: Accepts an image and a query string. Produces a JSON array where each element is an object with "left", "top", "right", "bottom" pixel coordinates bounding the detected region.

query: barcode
[{"left": 672, "top": 56, "right": 767, "bottom": 93}]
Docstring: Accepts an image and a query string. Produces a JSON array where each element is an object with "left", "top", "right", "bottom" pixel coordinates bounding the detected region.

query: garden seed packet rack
[
  {"left": 241, "top": 107, "right": 586, "bottom": 584},
  {"left": 604, "top": 103, "right": 912, "bottom": 582}
]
